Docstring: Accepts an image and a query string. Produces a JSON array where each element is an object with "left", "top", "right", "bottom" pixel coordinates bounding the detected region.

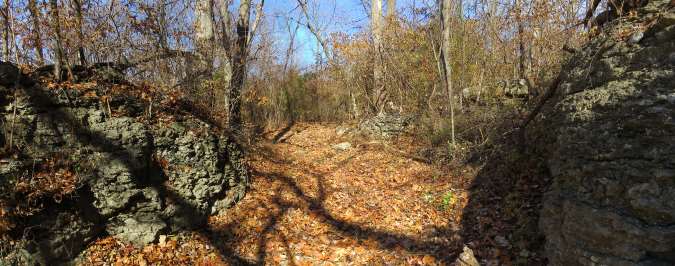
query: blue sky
[{"left": 256, "top": 0, "right": 421, "bottom": 67}]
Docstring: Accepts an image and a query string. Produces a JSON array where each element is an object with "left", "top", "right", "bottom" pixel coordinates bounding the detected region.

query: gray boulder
[
  {"left": 33, "top": 212, "right": 102, "bottom": 260},
  {"left": 359, "top": 112, "right": 412, "bottom": 139},
  {"left": 530, "top": 1, "right": 675, "bottom": 265},
  {"left": 0, "top": 77, "right": 249, "bottom": 262},
  {"left": 0, "top": 61, "right": 21, "bottom": 87},
  {"left": 500, "top": 79, "right": 529, "bottom": 98},
  {"left": 454, "top": 246, "right": 480, "bottom": 266},
  {"left": 332, "top": 142, "right": 352, "bottom": 151}
]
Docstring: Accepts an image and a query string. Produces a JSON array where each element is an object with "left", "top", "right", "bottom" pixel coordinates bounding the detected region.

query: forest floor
[{"left": 82, "top": 123, "right": 478, "bottom": 265}]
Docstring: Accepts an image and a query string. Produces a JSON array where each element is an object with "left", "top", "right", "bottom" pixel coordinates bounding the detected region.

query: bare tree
[
  {"left": 49, "top": 0, "right": 65, "bottom": 80},
  {"left": 72, "top": 0, "right": 87, "bottom": 66},
  {"left": 1, "top": 0, "right": 9, "bottom": 61},
  {"left": 28, "top": 0, "right": 44, "bottom": 65},
  {"left": 513, "top": 0, "right": 534, "bottom": 90},
  {"left": 371, "top": 0, "right": 386, "bottom": 113},
  {"left": 227, "top": 0, "right": 253, "bottom": 131},
  {"left": 219, "top": 0, "right": 233, "bottom": 52},
  {"left": 387, "top": 0, "right": 396, "bottom": 20},
  {"left": 196, "top": 0, "right": 215, "bottom": 77},
  {"left": 440, "top": 0, "right": 456, "bottom": 145},
  {"left": 297, "top": 0, "right": 332, "bottom": 62},
  {"left": 282, "top": 19, "right": 301, "bottom": 74},
  {"left": 282, "top": 18, "right": 301, "bottom": 122},
  {"left": 248, "top": 0, "right": 264, "bottom": 45}
]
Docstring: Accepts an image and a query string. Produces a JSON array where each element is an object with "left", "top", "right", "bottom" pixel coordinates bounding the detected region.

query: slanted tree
[
  {"left": 297, "top": 0, "right": 331, "bottom": 62},
  {"left": 248, "top": 0, "right": 264, "bottom": 45}
]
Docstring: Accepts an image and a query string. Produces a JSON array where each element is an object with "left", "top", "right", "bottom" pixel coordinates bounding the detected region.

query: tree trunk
[
  {"left": 440, "top": 0, "right": 456, "bottom": 145},
  {"left": 72, "top": 0, "right": 87, "bottom": 66},
  {"left": 458, "top": 0, "right": 464, "bottom": 111},
  {"left": 219, "top": 0, "right": 233, "bottom": 54},
  {"left": 8, "top": 3, "right": 17, "bottom": 64},
  {"left": 49, "top": 0, "right": 65, "bottom": 81},
  {"left": 387, "top": 0, "right": 396, "bottom": 20},
  {"left": 371, "top": 0, "right": 386, "bottom": 114},
  {"left": 158, "top": 0, "right": 169, "bottom": 49},
  {"left": 247, "top": 0, "right": 264, "bottom": 46},
  {"left": 282, "top": 19, "right": 301, "bottom": 122},
  {"left": 28, "top": 0, "right": 44, "bottom": 65},
  {"left": 196, "top": 0, "right": 215, "bottom": 77},
  {"left": 157, "top": 0, "right": 171, "bottom": 85},
  {"left": 218, "top": 0, "right": 233, "bottom": 115},
  {"left": 2, "top": 0, "right": 9, "bottom": 61},
  {"left": 227, "top": 0, "right": 252, "bottom": 132},
  {"left": 196, "top": 0, "right": 215, "bottom": 53},
  {"left": 282, "top": 20, "right": 300, "bottom": 74},
  {"left": 515, "top": 0, "right": 527, "bottom": 81}
]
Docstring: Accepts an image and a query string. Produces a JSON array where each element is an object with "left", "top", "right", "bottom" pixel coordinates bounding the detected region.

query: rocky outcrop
[
  {"left": 0, "top": 75, "right": 248, "bottom": 263},
  {"left": 531, "top": 1, "right": 675, "bottom": 265},
  {"left": 358, "top": 112, "right": 412, "bottom": 138},
  {"left": 498, "top": 79, "right": 530, "bottom": 98}
]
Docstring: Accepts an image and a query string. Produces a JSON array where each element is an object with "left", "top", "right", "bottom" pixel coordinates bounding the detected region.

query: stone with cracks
[
  {"left": 529, "top": 1, "right": 675, "bottom": 265},
  {"left": 358, "top": 112, "right": 412, "bottom": 139},
  {"left": 0, "top": 75, "right": 249, "bottom": 263}
]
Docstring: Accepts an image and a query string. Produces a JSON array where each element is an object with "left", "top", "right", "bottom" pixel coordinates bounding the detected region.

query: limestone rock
[
  {"left": 106, "top": 213, "right": 167, "bottom": 247},
  {"left": 0, "top": 75, "right": 249, "bottom": 262},
  {"left": 34, "top": 212, "right": 102, "bottom": 260},
  {"left": 332, "top": 142, "right": 352, "bottom": 151},
  {"left": 500, "top": 79, "right": 529, "bottom": 98},
  {"left": 0, "top": 61, "right": 21, "bottom": 87},
  {"left": 359, "top": 112, "right": 412, "bottom": 139},
  {"left": 531, "top": 1, "right": 675, "bottom": 265},
  {"left": 454, "top": 246, "right": 480, "bottom": 266}
]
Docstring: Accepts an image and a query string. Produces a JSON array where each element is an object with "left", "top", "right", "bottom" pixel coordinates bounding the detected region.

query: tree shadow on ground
[
  {"left": 458, "top": 118, "right": 552, "bottom": 265},
  {"left": 208, "top": 142, "right": 462, "bottom": 265},
  {"left": 14, "top": 80, "right": 462, "bottom": 265}
]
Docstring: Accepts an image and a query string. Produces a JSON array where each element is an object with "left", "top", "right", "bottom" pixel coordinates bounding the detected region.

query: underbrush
[
  {"left": 417, "top": 98, "right": 526, "bottom": 167},
  {"left": 459, "top": 126, "right": 551, "bottom": 264}
]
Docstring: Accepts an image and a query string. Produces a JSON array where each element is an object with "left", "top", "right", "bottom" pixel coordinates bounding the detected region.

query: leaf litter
[{"left": 80, "top": 123, "right": 480, "bottom": 265}]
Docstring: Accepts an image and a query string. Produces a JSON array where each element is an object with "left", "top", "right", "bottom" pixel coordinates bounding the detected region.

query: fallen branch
[
  {"left": 517, "top": 74, "right": 563, "bottom": 151},
  {"left": 272, "top": 121, "right": 296, "bottom": 144}
]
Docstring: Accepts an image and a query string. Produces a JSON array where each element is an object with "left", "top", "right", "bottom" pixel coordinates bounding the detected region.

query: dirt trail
[
  {"left": 81, "top": 123, "right": 468, "bottom": 265},
  {"left": 209, "top": 123, "right": 466, "bottom": 265}
]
